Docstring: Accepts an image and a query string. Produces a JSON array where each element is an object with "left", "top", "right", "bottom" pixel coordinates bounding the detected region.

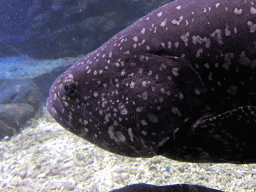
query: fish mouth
[
  {"left": 46, "top": 72, "right": 75, "bottom": 126},
  {"left": 46, "top": 93, "right": 68, "bottom": 127}
]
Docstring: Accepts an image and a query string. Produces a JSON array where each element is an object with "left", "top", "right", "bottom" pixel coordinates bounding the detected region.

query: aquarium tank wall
[{"left": 0, "top": 0, "right": 256, "bottom": 191}]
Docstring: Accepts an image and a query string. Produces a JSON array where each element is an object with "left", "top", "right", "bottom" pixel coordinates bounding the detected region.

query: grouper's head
[{"left": 46, "top": 36, "right": 209, "bottom": 157}]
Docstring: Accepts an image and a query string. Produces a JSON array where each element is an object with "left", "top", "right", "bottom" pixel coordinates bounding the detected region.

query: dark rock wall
[{"left": 0, "top": 0, "right": 172, "bottom": 59}]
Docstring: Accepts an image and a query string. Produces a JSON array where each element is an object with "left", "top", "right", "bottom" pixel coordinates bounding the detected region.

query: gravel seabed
[{"left": 0, "top": 108, "right": 256, "bottom": 192}]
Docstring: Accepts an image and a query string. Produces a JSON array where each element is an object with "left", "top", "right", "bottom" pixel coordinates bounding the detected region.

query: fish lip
[
  {"left": 46, "top": 73, "right": 78, "bottom": 125},
  {"left": 46, "top": 91, "right": 65, "bottom": 121},
  {"left": 46, "top": 96, "right": 55, "bottom": 118}
]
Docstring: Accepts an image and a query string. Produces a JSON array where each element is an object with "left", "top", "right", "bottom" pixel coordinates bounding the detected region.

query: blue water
[{"left": 0, "top": 56, "right": 29, "bottom": 66}]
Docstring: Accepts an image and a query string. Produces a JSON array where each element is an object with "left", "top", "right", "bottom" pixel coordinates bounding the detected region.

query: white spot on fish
[
  {"left": 160, "top": 19, "right": 167, "bottom": 27},
  {"left": 172, "top": 107, "right": 182, "bottom": 116},
  {"left": 142, "top": 81, "right": 147, "bottom": 87},
  {"left": 160, "top": 88, "right": 165, "bottom": 94},
  {"left": 157, "top": 12, "right": 163, "bottom": 17},
  {"left": 176, "top": 5, "right": 181, "bottom": 10},
  {"left": 204, "top": 63, "right": 210, "bottom": 68},
  {"left": 130, "top": 82, "right": 135, "bottom": 88},
  {"left": 136, "top": 107, "right": 143, "bottom": 112},
  {"left": 121, "top": 69, "right": 126, "bottom": 76},
  {"left": 172, "top": 68, "right": 179, "bottom": 76},
  {"left": 181, "top": 32, "right": 189, "bottom": 46},
  {"left": 148, "top": 114, "right": 159, "bottom": 123},
  {"left": 168, "top": 41, "right": 172, "bottom": 49},
  {"left": 234, "top": 27, "right": 238, "bottom": 34},
  {"left": 109, "top": 51, "right": 112, "bottom": 58},
  {"left": 124, "top": 50, "right": 130, "bottom": 54},
  {"left": 171, "top": 16, "right": 183, "bottom": 25},
  {"left": 194, "top": 89, "right": 201, "bottom": 95},
  {"left": 142, "top": 91, "right": 148, "bottom": 100},
  {"left": 179, "top": 92, "right": 184, "bottom": 100},
  {"left": 141, "top": 119, "right": 148, "bottom": 125},
  {"left": 247, "top": 21, "right": 256, "bottom": 33},
  {"left": 120, "top": 107, "right": 128, "bottom": 115},
  {"left": 161, "top": 63, "right": 166, "bottom": 69},
  {"left": 133, "top": 36, "right": 138, "bottom": 42},
  {"left": 225, "top": 26, "right": 231, "bottom": 36},
  {"left": 196, "top": 48, "right": 203, "bottom": 57},
  {"left": 250, "top": 7, "right": 256, "bottom": 14},
  {"left": 68, "top": 74, "right": 73, "bottom": 79},
  {"left": 211, "top": 29, "right": 224, "bottom": 44},
  {"left": 174, "top": 42, "right": 179, "bottom": 48},
  {"left": 108, "top": 126, "right": 126, "bottom": 142},
  {"left": 234, "top": 8, "right": 242, "bottom": 14},
  {"left": 94, "top": 92, "right": 98, "bottom": 97},
  {"left": 140, "top": 55, "right": 145, "bottom": 61},
  {"left": 128, "top": 128, "right": 134, "bottom": 142},
  {"left": 105, "top": 113, "right": 111, "bottom": 122},
  {"left": 141, "top": 130, "right": 147, "bottom": 135},
  {"left": 141, "top": 28, "right": 146, "bottom": 34}
]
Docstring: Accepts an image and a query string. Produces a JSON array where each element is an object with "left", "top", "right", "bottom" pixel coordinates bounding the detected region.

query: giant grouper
[{"left": 46, "top": 0, "right": 256, "bottom": 164}]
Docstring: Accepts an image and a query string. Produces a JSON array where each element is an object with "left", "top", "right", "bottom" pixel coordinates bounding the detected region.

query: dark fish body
[
  {"left": 110, "top": 183, "right": 222, "bottom": 192},
  {"left": 46, "top": 0, "right": 256, "bottom": 163}
]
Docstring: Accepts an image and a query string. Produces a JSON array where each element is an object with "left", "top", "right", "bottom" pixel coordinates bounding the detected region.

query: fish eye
[{"left": 64, "top": 83, "right": 77, "bottom": 95}]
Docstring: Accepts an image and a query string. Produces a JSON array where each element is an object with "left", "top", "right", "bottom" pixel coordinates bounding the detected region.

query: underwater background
[{"left": 0, "top": 0, "right": 256, "bottom": 191}]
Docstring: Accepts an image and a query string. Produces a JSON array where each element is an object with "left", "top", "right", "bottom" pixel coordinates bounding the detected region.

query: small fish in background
[{"left": 46, "top": 0, "right": 256, "bottom": 164}]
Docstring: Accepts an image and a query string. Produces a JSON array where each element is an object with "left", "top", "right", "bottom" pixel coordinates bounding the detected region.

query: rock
[
  {"left": 0, "top": 79, "right": 41, "bottom": 140},
  {"left": 0, "top": 120, "right": 17, "bottom": 140},
  {"left": 0, "top": 79, "right": 41, "bottom": 111},
  {"left": 0, "top": 103, "right": 34, "bottom": 140}
]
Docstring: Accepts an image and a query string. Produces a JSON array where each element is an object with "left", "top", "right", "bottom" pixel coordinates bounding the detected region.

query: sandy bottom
[{"left": 0, "top": 108, "right": 255, "bottom": 192}]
